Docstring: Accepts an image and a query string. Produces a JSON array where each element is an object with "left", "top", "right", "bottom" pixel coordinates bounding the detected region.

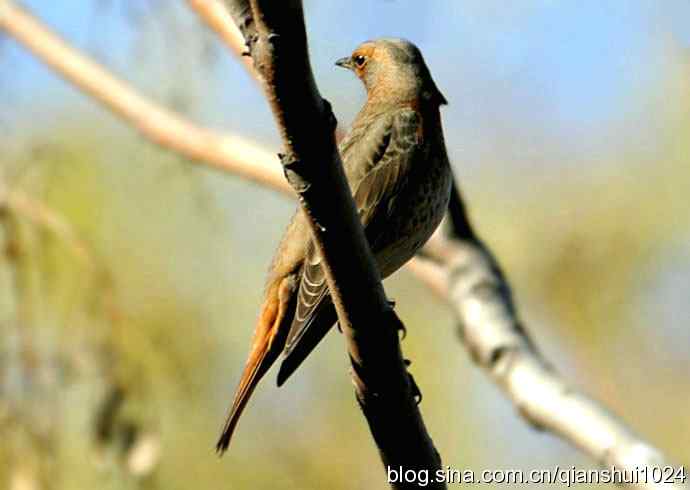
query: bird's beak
[{"left": 335, "top": 56, "right": 353, "bottom": 70}]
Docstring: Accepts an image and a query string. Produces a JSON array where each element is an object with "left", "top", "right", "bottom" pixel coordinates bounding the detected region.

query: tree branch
[
  {"left": 224, "top": 0, "right": 444, "bottom": 486},
  {"left": 0, "top": 0, "right": 291, "bottom": 197},
  {"left": 412, "top": 185, "right": 687, "bottom": 490},
  {"left": 187, "top": 0, "right": 349, "bottom": 142},
  {"left": 186, "top": 0, "right": 255, "bottom": 75},
  {"left": 1, "top": 2, "right": 685, "bottom": 488}
]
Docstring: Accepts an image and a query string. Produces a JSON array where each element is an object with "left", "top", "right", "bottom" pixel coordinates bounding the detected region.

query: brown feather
[{"left": 216, "top": 276, "right": 295, "bottom": 452}]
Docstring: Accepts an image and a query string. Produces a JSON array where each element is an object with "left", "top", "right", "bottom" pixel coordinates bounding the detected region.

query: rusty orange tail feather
[
  {"left": 216, "top": 277, "right": 295, "bottom": 453},
  {"left": 216, "top": 339, "right": 274, "bottom": 453}
]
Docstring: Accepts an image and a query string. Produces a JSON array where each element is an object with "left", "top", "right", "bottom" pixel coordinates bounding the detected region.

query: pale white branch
[
  {"left": 186, "top": 0, "right": 254, "bottom": 74},
  {"left": 0, "top": 0, "right": 290, "bottom": 197},
  {"left": 423, "top": 233, "right": 685, "bottom": 489}
]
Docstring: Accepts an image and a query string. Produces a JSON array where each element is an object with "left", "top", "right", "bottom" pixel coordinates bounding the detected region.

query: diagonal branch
[
  {"left": 186, "top": 0, "right": 254, "bottom": 75},
  {"left": 225, "top": 0, "right": 445, "bottom": 486},
  {"left": 410, "top": 185, "right": 687, "bottom": 490},
  {"left": 187, "top": 0, "right": 348, "bottom": 142},
  {"left": 0, "top": 0, "right": 291, "bottom": 196}
]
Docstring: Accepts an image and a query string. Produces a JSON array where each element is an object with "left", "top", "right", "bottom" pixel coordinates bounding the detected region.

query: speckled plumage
[{"left": 217, "top": 38, "right": 452, "bottom": 452}]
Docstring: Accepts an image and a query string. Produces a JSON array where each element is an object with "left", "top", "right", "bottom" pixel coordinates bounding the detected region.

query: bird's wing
[{"left": 276, "top": 108, "right": 422, "bottom": 385}]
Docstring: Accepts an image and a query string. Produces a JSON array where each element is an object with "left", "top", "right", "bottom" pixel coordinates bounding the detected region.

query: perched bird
[{"left": 217, "top": 38, "right": 452, "bottom": 452}]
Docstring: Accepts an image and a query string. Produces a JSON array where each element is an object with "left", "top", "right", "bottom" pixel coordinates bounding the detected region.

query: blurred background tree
[{"left": 1, "top": 1, "right": 689, "bottom": 489}]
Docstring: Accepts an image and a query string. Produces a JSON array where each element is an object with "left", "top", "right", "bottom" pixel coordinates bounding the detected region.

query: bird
[{"left": 217, "top": 38, "right": 452, "bottom": 453}]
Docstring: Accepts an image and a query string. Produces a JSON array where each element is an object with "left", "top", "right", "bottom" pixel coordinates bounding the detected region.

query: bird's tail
[{"left": 216, "top": 277, "right": 294, "bottom": 454}]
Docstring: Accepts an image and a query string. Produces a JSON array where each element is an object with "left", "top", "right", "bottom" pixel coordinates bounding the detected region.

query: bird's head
[{"left": 335, "top": 38, "right": 447, "bottom": 107}]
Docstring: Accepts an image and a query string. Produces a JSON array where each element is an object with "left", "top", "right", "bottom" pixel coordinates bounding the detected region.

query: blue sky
[{"left": 2, "top": 0, "right": 689, "bottom": 173}]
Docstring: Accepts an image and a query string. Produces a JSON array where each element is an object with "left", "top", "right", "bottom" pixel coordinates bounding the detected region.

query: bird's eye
[{"left": 354, "top": 55, "right": 367, "bottom": 67}]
